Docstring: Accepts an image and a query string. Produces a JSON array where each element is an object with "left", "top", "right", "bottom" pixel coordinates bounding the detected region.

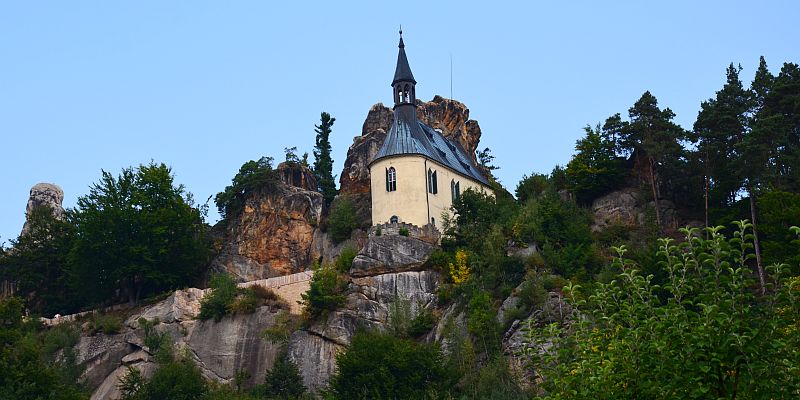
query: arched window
[
  {"left": 427, "top": 169, "right": 437, "bottom": 194},
  {"left": 451, "top": 180, "right": 460, "bottom": 202},
  {"left": 404, "top": 84, "right": 410, "bottom": 103},
  {"left": 386, "top": 167, "right": 397, "bottom": 192},
  {"left": 431, "top": 217, "right": 435, "bottom": 226},
  {"left": 390, "top": 215, "right": 399, "bottom": 224},
  {"left": 398, "top": 88, "right": 405, "bottom": 103}
]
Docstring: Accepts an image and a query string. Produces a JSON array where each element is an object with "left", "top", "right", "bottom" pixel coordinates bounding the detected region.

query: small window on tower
[{"left": 386, "top": 167, "right": 397, "bottom": 192}]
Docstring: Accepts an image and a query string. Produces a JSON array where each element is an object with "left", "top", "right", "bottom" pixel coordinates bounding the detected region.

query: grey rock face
[
  {"left": 288, "top": 270, "right": 440, "bottom": 391},
  {"left": 21, "top": 182, "right": 65, "bottom": 236},
  {"left": 591, "top": 187, "right": 677, "bottom": 232},
  {"left": 350, "top": 234, "right": 436, "bottom": 277}
]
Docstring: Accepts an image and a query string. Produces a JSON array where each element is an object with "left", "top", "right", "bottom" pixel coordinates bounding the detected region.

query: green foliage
[
  {"left": 228, "top": 288, "right": 259, "bottom": 315},
  {"left": 398, "top": 227, "right": 409, "bottom": 237},
  {"left": 215, "top": 156, "right": 280, "bottom": 220},
  {"left": 70, "top": 162, "right": 210, "bottom": 306},
  {"left": 459, "top": 357, "right": 529, "bottom": 400},
  {"left": 565, "top": 124, "right": 626, "bottom": 204},
  {"left": 515, "top": 191, "right": 599, "bottom": 278},
  {"left": 333, "top": 246, "right": 357, "bottom": 273},
  {"left": 526, "top": 223, "right": 800, "bottom": 399},
  {"left": 139, "top": 317, "right": 174, "bottom": 364},
  {"left": 466, "top": 290, "right": 501, "bottom": 355},
  {"left": 259, "top": 351, "right": 307, "bottom": 399},
  {"left": 0, "top": 297, "right": 87, "bottom": 400},
  {"left": 199, "top": 274, "right": 239, "bottom": 322},
  {"left": 313, "top": 112, "right": 338, "bottom": 207},
  {"left": 300, "top": 263, "right": 347, "bottom": 319},
  {"left": 262, "top": 310, "right": 299, "bottom": 345},
  {"left": 757, "top": 191, "right": 800, "bottom": 272},
  {"left": 329, "top": 331, "right": 451, "bottom": 399},
  {"left": 515, "top": 172, "right": 549, "bottom": 203},
  {"left": 0, "top": 206, "right": 76, "bottom": 315},
  {"left": 121, "top": 357, "right": 207, "bottom": 400},
  {"left": 88, "top": 313, "right": 123, "bottom": 335},
  {"left": 326, "top": 196, "right": 357, "bottom": 243}
]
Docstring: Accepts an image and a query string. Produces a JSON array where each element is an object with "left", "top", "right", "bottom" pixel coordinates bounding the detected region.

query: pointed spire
[{"left": 392, "top": 28, "right": 416, "bottom": 85}]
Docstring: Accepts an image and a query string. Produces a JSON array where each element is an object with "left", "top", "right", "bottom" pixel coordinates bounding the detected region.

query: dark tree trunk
[
  {"left": 748, "top": 190, "right": 765, "bottom": 295},
  {"left": 648, "top": 157, "right": 662, "bottom": 230}
]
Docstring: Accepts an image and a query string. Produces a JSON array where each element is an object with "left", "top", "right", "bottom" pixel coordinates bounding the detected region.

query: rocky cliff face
[
  {"left": 338, "top": 96, "right": 484, "bottom": 226},
  {"left": 287, "top": 233, "right": 440, "bottom": 391},
  {"left": 79, "top": 288, "right": 286, "bottom": 400},
  {"left": 21, "top": 182, "right": 65, "bottom": 236},
  {"left": 211, "top": 163, "right": 325, "bottom": 281},
  {"left": 590, "top": 187, "right": 678, "bottom": 232}
]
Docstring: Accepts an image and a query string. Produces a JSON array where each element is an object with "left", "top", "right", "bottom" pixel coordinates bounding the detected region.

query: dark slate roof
[
  {"left": 371, "top": 117, "right": 490, "bottom": 186},
  {"left": 392, "top": 37, "right": 416, "bottom": 85}
]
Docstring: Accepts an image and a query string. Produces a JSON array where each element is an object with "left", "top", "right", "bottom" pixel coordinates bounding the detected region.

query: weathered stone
[
  {"left": 287, "top": 330, "right": 344, "bottom": 393},
  {"left": 77, "top": 333, "right": 136, "bottom": 389},
  {"left": 125, "top": 288, "right": 206, "bottom": 327},
  {"left": 591, "top": 187, "right": 677, "bottom": 232},
  {"left": 277, "top": 161, "right": 317, "bottom": 191},
  {"left": 350, "top": 234, "right": 436, "bottom": 277},
  {"left": 21, "top": 182, "right": 65, "bottom": 236},
  {"left": 121, "top": 350, "right": 150, "bottom": 365},
  {"left": 338, "top": 97, "right": 485, "bottom": 226},
  {"left": 211, "top": 182, "right": 324, "bottom": 281},
  {"left": 91, "top": 361, "right": 157, "bottom": 400},
  {"left": 187, "top": 307, "right": 282, "bottom": 386}
]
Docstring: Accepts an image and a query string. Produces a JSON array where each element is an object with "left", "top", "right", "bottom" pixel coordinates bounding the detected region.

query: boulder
[
  {"left": 591, "top": 187, "right": 677, "bottom": 232},
  {"left": 350, "top": 234, "right": 436, "bottom": 277},
  {"left": 21, "top": 182, "right": 65, "bottom": 236}
]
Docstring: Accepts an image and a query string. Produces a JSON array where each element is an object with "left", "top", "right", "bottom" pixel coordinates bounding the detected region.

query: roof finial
[
  {"left": 398, "top": 25, "right": 405, "bottom": 48},
  {"left": 399, "top": 25, "right": 403, "bottom": 37}
]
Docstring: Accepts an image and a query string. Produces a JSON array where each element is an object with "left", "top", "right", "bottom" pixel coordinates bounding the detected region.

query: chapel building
[{"left": 369, "top": 33, "right": 492, "bottom": 228}]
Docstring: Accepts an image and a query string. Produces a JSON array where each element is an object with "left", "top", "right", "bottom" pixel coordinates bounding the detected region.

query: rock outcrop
[
  {"left": 81, "top": 288, "right": 286, "bottom": 400},
  {"left": 591, "top": 187, "right": 677, "bottom": 232},
  {"left": 211, "top": 163, "right": 325, "bottom": 281},
  {"left": 21, "top": 182, "right": 65, "bottom": 236},
  {"left": 287, "top": 233, "right": 441, "bottom": 391},
  {"left": 338, "top": 97, "right": 485, "bottom": 226}
]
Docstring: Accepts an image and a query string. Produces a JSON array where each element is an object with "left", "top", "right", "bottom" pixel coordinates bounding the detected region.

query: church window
[
  {"left": 427, "top": 169, "right": 438, "bottom": 194},
  {"left": 451, "top": 180, "right": 460, "bottom": 202},
  {"left": 390, "top": 215, "right": 398, "bottom": 224},
  {"left": 431, "top": 217, "right": 435, "bottom": 226},
  {"left": 386, "top": 167, "right": 397, "bottom": 192}
]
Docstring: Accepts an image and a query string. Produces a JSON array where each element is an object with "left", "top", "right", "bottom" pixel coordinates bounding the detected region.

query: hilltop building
[{"left": 369, "top": 33, "right": 492, "bottom": 228}]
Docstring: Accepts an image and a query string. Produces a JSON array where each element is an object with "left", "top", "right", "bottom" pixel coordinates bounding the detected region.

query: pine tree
[{"left": 313, "top": 112, "right": 337, "bottom": 207}]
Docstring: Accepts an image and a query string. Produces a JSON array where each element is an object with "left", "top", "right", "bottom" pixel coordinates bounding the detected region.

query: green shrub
[
  {"left": 121, "top": 357, "right": 207, "bottom": 400},
  {"left": 399, "top": 227, "right": 409, "bottom": 237},
  {"left": 300, "top": 263, "right": 347, "bottom": 318},
  {"left": 375, "top": 227, "right": 382, "bottom": 236},
  {"left": 327, "top": 196, "right": 357, "bottom": 244},
  {"left": 408, "top": 308, "right": 436, "bottom": 338},
  {"left": 228, "top": 288, "right": 258, "bottom": 315},
  {"left": 138, "top": 317, "right": 173, "bottom": 364},
  {"left": 329, "top": 331, "right": 451, "bottom": 399},
  {"left": 258, "top": 350, "right": 307, "bottom": 399},
  {"left": 333, "top": 246, "right": 357, "bottom": 273},
  {"left": 215, "top": 157, "right": 279, "bottom": 220},
  {"left": 467, "top": 290, "right": 501, "bottom": 355},
  {"left": 250, "top": 284, "right": 278, "bottom": 302},
  {"left": 88, "top": 313, "right": 123, "bottom": 335},
  {"left": 199, "top": 274, "right": 238, "bottom": 322}
]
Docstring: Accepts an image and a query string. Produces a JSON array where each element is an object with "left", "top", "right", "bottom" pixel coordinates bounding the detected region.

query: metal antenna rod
[{"left": 450, "top": 53, "right": 453, "bottom": 99}]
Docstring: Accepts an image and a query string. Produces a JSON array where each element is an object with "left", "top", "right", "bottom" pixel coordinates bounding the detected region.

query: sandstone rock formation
[
  {"left": 21, "top": 182, "right": 65, "bottom": 236},
  {"left": 287, "top": 233, "right": 441, "bottom": 391},
  {"left": 80, "top": 287, "right": 287, "bottom": 400},
  {"left": 338, "top": 97, "right": 485, "bottom": 226},
  {"left": 211, "top": 163, "right": 325, "bottom": 281},
  {"left": 591, "top": 187, "right": 677, "bottom": 232}
]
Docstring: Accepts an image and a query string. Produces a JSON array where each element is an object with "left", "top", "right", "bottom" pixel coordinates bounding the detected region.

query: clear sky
[{"left": 1, "top": 1, "right": 798, "bottom": 243}]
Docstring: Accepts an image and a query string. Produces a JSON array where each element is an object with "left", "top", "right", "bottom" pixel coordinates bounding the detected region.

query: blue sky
[{"left": 1, "top": 1, "right": 797, "bottom": 242}]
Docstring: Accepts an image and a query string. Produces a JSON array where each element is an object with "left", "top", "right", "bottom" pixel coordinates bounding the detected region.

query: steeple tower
[{"left": 392, "top": 29, "right": 416, "bottom": 119}]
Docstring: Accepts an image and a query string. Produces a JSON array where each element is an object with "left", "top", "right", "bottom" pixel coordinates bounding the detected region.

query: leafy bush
[
  {"left": 448, "top": 249, "right": 471, "bottom": 284},
  {"left": 407, "top": 308, "right": 436, "bottom": 338},
  {"left": 327, "top": 196, "right": 358, "bottom": 243},
  {"left": 333, "top": 246, "right": 357, "bottom": 273},
  {"left": 466, "top": 291, "right": 501, "bottom": 355},
  {"left": 329, "top": 331, "right": 451, "bottom": 399},
  {"left": 121, "top": 357, "right": 207, "bottom": 400},
  {"left": 300, "top": 263, "right": 347, "bottom": 318},
  {"left": 198, "top": 274, "right": 238, "bottom": 322},
  {"left": 398, "top": 227, "right": 409, "bottom": 237},
  {"left": 526, "top": 222, "right": 800, "bottom": 399},
  {"left": 215, "top": 157, "right": 279, "bottom": 220},
  {"left": 227, "top": 288, "right": 258, "bottom": 315},
  {"left": 250, "top": 284, "right": 278, "bottom": 302},
  {"left": 88, "top": 313, "right": 123, "bottom": 335}
]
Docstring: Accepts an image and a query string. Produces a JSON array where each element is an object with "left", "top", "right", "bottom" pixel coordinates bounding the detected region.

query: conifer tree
[{"left": 313, "top": 112, "right": 337, "bottom": 207}]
